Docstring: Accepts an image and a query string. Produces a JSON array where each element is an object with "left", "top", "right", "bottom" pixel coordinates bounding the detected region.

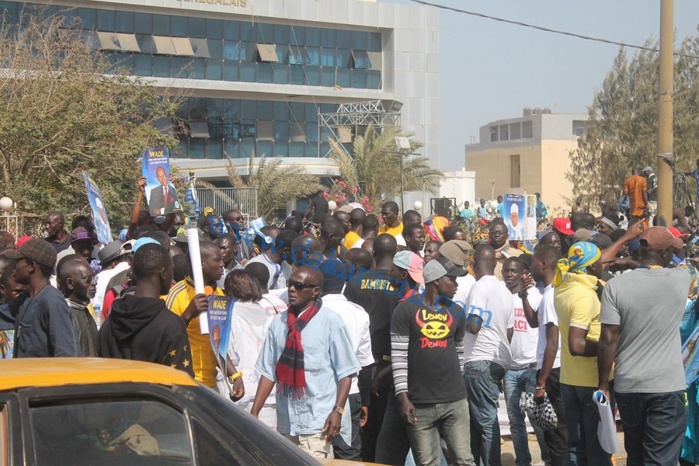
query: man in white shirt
[
  {"left": 319, "top": 259, "right": 373, "bottom": 460},
  {"left": 463, "top": 245, "right": 514, "bottom": 466},
  {"left": 439, "top": 240, "right": 476, "bottom": 310},
  {"left": 245, "top": 229, "right": 297, "bottom": 290},
  {"left": 94, "top": 240, "right": 130, "bottom": 309},
  {"left": 502, "top": 257, "right": 549, "bottom": 466},
  {"left": 521, "top": 245, "right": 567, "bottom": 466}
]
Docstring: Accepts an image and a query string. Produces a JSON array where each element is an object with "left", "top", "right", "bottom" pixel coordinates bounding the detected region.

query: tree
[
  {"left": 198, "top": 153, "right": 321, "bottom": 222},
  {"left": 328, "top": 124, "right": 443, "bottom": 211},
  {"left": 0, "top": 10, "right": 179, "bottom": 230},
  {"left": 568, "top": 35, "right": 699, "bottom": 207}
]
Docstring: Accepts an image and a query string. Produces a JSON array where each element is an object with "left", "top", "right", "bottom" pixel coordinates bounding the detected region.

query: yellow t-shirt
[
  {"left": 166, "top": 279, "right": 223, "bottom": 388},
  {"left": 379, "top": 221, "right": 403, "bottom": 237},
  {"left": 344, "top": 231, "right": 361, "bottom": 249},
  {"left": 554, "top": 273, "right": 612, "bottom": 387}
]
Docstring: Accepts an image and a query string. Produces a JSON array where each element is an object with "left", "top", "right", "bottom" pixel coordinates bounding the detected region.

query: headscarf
[{"left": 553, "top": 241, "right": 601, "bottom": 287}]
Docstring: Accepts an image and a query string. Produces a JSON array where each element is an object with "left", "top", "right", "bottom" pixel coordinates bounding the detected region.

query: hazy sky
[{"left": 390, "top": 0, "right": 699, "bottom": 171}]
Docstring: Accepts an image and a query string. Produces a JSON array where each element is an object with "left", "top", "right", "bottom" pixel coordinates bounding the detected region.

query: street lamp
[
  {"left": 394, "top": 136, "right": 412, "bottom": 213},
  {"left": 0, "top": 197, "right": 12, "bottom": 213}
]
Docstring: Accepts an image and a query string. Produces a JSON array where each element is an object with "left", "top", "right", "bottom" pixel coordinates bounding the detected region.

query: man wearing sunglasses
[{"left": 252, "top": 266, "right": 360, "bottom": 459}]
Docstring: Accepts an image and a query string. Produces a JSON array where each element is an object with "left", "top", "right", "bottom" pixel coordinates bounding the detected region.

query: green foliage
[
  {"left": 569, "top": 36, "right": 699, "bottom": 206},
  {"left": 328, "top": 124, "right": 443, "bottom": 211},
  {"left": 0, "top": 12, "right": 180, "bottom": 230},
  {"left": 213, "top": 152, "right": 321, "bottom": 222}
]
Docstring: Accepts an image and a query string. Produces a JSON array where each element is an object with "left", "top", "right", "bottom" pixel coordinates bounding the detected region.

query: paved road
[{"left": 500, "top": 432, "right": 627, "bottom": 466}]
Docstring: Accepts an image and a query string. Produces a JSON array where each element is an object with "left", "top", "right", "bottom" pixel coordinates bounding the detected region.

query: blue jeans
[
  {"left": 408, "top": 398, "right": 476, "bottom": 466},
  {"left": 464, "top": 360, "right": 506, "bottom": 466},
  {"left": 616, "top": 390, "right": 686, "bottom": 466},
  {"left": 504, "top": 367, "right": 551, "bottom": 466},
  {"left": 560, "top": 384, "right": 612, "bottom": 466}
]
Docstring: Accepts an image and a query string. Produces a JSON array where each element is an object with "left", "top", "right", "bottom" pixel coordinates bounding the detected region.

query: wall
[
  {"left": 540, "top": 139, "right": 578, "bottom": 215},
  {"left": 465, "top": 145, "right": 541, "bottom": 202}
]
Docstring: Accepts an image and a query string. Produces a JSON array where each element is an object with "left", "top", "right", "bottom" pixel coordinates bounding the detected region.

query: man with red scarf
[{"left": 252, "top": 266, "right": 360, "bottom": 459}]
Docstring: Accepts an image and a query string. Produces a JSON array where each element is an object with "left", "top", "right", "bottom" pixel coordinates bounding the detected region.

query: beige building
[{"left": 464, "top": 109, "right": 587, "bottom": 216}]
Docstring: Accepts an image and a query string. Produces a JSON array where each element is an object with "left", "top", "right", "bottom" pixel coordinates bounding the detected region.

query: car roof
[{"left": 0, "top": 358, "right": 198, "bottom": 390}]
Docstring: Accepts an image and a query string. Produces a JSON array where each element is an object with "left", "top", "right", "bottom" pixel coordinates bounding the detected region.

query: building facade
[
  {"left": 465, "top": 109, "right": 587, "bottom": 215},
  {"left": 0, "top": 0, "right": 439, "bottom": 186}
]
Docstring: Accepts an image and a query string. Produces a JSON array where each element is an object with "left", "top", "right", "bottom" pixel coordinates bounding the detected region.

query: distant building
[
  {"left": 0, "top": 0, "right": 440, "bottom": 185},
  {"left": 464, "top": 109, "right": 587, "bottom": 215}
]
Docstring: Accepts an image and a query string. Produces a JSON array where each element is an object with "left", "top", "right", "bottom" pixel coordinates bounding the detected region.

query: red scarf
[{"left": 275, "top": 299, "right": 322, "bottom": 399}]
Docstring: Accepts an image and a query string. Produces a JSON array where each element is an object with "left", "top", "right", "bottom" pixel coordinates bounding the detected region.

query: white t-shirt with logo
[
  {"left": 463, "top": 275, "right": 514, "bottom": 369},
  {"left": 536, "top": 284, "right": 561, "bottom": 370},
  {"left": 510, "top": 288, "right": 542, "bottom": 368}
]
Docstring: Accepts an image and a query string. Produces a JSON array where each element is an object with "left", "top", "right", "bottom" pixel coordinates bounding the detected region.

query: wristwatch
[{"left": 333, "top": 406, "right": 345, "bottom": 415}]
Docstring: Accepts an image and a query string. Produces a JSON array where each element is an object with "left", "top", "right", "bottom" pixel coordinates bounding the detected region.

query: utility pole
[{"left": 657, "top": 0, "right": 674, "bottom": 226}]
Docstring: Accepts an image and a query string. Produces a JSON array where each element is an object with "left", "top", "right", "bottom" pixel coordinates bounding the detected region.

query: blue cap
[{"left": 132, "top": 237, "right": 159, "bottom": 252}]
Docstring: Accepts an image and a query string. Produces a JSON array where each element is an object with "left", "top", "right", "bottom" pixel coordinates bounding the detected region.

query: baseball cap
[
  {"left": 668, "top": 227, "right": 689, "bottom": 239},
  {"left": 70, "top": 227, "right": 95, "bottom": 243},
  {"left": 642, "top": 166, "right": 653, "bottom": 173},
  {"left": 552, "top": 218, "right": 574, "bottom": 236},
  {"left": 438, "top": 240, "right": 473, "bottom": 266},
  {"left": 393, "top": 251, "right": 425, "bottom": 284},
  {"left": 132, "top": 237, "right": 160, "bottom": 252},
  {"left": 5, "top": 238, "right": 57, "bottom": 269},
  {"left": 422, "top": 256, "right": 467, "bottom": 283},
  {"left": 98, "top": 240, "right": 124, "bottom": 266},
  {"left": 640, "top": 226, "right": 683, "bottom": 251}
]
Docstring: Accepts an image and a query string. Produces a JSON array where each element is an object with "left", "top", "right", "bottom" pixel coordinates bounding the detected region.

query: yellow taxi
[{"left": 0, "top": 358, "right": 329, "bottom": 466}]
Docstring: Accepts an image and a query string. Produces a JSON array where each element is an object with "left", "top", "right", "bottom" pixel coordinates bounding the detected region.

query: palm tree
[
  {"left": 197, "top": 152, "right": 321, "bottom": 222},
  {"left": 328, "top": 124, "right": 443, "bottom": 211}
]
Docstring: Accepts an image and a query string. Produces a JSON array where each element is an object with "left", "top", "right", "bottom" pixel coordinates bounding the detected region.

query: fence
[{"left": 196, "top": 187, "right": 258, "bottom": 222}]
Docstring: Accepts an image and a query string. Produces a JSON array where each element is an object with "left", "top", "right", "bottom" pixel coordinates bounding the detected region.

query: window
[
  {"left": 153, "top": 36, "right": 176, "bottom": 55},
  {"left": 136, "top": 34, "right": 157, "bottom": 54},
  {"left": 522, "top": 120, "right": 533, "bottom": 139},
  {"left": 572, "top": 120, "right": 587, "bottom": 137},
  {"left": 287, "top": 45, "right": 310, "bottom": 65},
  {"left": 29, "top": 399, "right": 194, "bottom": 465},
  {"left": 367, "top": 51, "right": 382, "bottom": 71},
  {"left": 499, "top": 124, "right": 509, "bottom": 141},
  {"left": 190, "top": 122, "right": 210, "bottom": 138},
  {"left": 349, "top": 50, "right": 371, "bottom": 69},
  {"left": 256, "top": 44, "right": 279, "bottom": 63},
  {"left": 191, "top": 39, "right": 211, "bottom": 58},
  {"left": 96, "top": 32, "right": 120, "bottom": 51},
  {"left": 117, "top": 34, "right": 140, "bottom": 53},
  {"left": 490, "top": 126, "right": 498, "bottom": 142},
  {"left": 510, "top": 122, "right": 521, "bottom": 140},
  {"left": 256, "top": 121, "right": 274, "bottom": 141},
  {"left": 510, "top": 154, "right": 521, "bottom": 188},
  {"left": 172, "top": 37, "right": 194, "bottom": 56},
  {"left": 290, "top": 122, "right": 306, "bottom": 142}
]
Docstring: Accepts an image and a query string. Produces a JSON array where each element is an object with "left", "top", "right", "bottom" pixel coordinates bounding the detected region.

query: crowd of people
[{"left": 0, "top": 176, "right": 697, "bottom": 466}]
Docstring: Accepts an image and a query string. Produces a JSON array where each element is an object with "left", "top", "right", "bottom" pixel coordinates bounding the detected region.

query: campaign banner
[
  {"left": 142, "top": 147, "right": 181, "bottom": 216},
  {"left": 503, "top": 194, "right": 526, "bottom": 241},
  {"left": 524, "top": 194, "right": 538, "bottom": 241},
  {"left": 207, "top": 295, "right": 235, "bottom": 365},
  {"left": 82, "top": 171, "right": 113, "bottom": 244}
]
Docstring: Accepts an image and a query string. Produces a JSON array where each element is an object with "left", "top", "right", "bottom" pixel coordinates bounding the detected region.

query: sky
[{"left": 389, "top": 0, "right": 699, "bottom": 171}]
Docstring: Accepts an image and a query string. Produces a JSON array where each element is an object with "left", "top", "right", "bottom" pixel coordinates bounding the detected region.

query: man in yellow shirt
[
  {"left": 166, "top": 241, "right": 228, "bottom": 389},
  {"left": 553, "top": 241, "right": 612, "bottom": 466},
  {"left": 378, "top": 201, "right": 405, "bottom": 247},
  {"left": 344, "top": 208, "right": 365, "bottom": 250}
]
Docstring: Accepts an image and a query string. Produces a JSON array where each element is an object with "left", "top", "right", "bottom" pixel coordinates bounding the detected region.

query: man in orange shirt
[{"left": 623, "top": 169, "right": 648, "bottom": 226}]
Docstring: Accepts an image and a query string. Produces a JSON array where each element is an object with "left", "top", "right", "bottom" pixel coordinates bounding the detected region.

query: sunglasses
[{"left": 288, "top": 280, "right": 319, "bottom": 290}]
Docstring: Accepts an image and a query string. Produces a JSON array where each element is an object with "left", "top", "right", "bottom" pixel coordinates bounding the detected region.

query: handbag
[{"left": 519, "top": 391, "right": 558, "bottom": 431}]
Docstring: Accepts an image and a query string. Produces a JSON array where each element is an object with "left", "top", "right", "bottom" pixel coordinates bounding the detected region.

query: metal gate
[{"left": 196, "top": 187, "right": 258, "bottom": 221}]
